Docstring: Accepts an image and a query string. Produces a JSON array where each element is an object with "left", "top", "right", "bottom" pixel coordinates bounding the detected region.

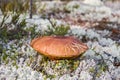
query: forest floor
[{"left": 0, "top": 0, "right": 120, "bottom": 80}]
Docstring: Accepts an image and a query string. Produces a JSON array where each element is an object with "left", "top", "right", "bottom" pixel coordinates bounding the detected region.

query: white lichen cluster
[{"left": 0, "top": 0, "right": 120, "bottom": 80}]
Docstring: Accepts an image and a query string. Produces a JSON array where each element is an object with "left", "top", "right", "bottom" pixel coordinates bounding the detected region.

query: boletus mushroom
[{"left": 30, "top": 36, "right": 88, "bottom": 60}]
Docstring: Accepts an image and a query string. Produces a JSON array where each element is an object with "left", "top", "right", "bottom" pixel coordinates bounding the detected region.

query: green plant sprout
[{"left": 44, "top": 19, "right": 70, "bottom": 36}]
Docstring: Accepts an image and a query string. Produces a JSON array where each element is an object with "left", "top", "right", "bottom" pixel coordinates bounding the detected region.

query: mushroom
[{"left": 30, "top": 36, "right": 88, "bottom": 59}]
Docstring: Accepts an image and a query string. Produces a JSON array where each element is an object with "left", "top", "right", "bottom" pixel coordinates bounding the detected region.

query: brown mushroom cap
[{"left": 30, "top": 36, "right": 88, "bottom": 59}]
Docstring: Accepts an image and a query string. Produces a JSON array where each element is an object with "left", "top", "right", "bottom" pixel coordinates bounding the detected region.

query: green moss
[
  {"left": 44, "top": 75, "right": 56, "bottom": 80},
  {"left": 99, "top": 63, "right": 108, "bottom": 72},
  {"left": 73, "top": 5, "right": 79, "bottom": 9},
  {"left": 34, "top": 57, "right": 80, "bottom": 77},
  {"left": 25, "top": 24, "right": 42, "bottom": 39},
  {"left": 89, "top": 67, "right": 95, "bottom": 73},
  {"left": 2, "top": 53, "right": 8, "bottom": 61},
  {"left": 44, "top": 20, "right": 70, "bottom": 36},
  {"left": 12, "top": 60, "right": 19, "bottom": 69},
  {"left": 96, "top": 72, "right": 102, "bottom": 77}
]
